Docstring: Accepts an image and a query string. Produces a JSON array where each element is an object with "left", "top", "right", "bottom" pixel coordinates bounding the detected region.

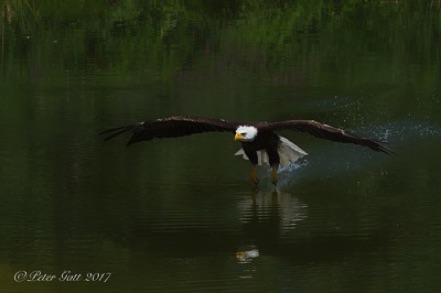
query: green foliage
[{"left": 0, "top": 1, "right": 439, "bottom": 81}]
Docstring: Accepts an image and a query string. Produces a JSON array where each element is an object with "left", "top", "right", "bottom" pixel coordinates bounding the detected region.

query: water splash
[
  {"left": 367, "top": 119, "right": 441, "bottom": 143},
  {"left": 254, "top": 160, "right": 308, "bottom": 189}
]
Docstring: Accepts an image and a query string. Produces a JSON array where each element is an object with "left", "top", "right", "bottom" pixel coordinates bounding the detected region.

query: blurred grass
[{"left": 1, "top": 0, "right": 440, "bottom": 81}]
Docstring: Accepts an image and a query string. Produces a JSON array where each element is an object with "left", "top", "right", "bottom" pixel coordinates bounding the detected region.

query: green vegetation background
[{"left": 1, "top": 0, "right": 440, "bottom": 80}]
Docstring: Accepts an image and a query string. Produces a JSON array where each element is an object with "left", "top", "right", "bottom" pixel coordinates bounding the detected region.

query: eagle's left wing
[{"left": 259, "top": 120, "right": 393, "bottom": 155}]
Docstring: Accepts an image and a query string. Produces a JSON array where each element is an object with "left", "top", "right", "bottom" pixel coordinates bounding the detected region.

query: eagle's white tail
[{"left": 234, "top": 136, "right": 308, "bottom": 166}]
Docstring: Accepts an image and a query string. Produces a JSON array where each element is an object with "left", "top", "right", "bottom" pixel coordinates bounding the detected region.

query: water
[{"left": 1, "top": 1, "right": 441, "bottom": 292}]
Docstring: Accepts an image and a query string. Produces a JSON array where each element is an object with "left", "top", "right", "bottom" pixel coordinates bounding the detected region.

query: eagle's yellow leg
[
  {"left": 271, "top": 165, "right": 279, "bottom": 185},
  {"left": 250, "top": 165, "right": 259, "bottom": 185}
]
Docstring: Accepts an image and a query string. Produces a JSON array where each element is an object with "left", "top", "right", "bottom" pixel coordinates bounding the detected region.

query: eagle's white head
[{"left": 234, "top": 125, "right": 258, "bottom": 142}]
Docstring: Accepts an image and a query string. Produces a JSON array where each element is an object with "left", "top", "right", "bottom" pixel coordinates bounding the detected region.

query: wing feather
[
  {"left": 100, "top": 116, "right": 238, "bottom": 146},
  {"left": 260, "top": 120, "right": 393, "bottom": 154}
]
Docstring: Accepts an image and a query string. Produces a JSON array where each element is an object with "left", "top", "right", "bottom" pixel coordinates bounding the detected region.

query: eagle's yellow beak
[{"left": 234, "top": 133, "right": 245, "bottom": 141}]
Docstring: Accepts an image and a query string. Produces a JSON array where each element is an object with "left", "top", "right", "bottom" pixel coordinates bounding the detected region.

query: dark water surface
[{"left": 1, "top": 2, "right": 441, "bottom": 292}]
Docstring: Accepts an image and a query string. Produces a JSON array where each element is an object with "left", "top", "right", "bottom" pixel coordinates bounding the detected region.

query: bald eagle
[{"left": 100, "top": 116, "right": 392, "bottom": 185}]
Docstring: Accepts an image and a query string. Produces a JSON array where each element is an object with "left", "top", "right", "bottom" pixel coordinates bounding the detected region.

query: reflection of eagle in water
[{"left": 101, "top": 116, "right": 392, "bottom": 185}]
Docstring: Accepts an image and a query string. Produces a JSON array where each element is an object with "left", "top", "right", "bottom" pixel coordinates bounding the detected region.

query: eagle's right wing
[{"left": 100, "top": 116, "right": 239, "bottom": 146}]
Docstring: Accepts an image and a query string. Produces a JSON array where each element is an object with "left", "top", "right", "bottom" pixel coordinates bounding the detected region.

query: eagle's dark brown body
[{"left": 240, "top": 131, "right": 281, "bottom": 166}]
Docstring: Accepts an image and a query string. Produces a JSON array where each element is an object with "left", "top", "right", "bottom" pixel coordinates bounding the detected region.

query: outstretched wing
[
  {"left": 100, "top": 116, "right": 239, "bottom": 146},
  {"left": 259, "top": 120, "right": 393, "bottom": 154}
]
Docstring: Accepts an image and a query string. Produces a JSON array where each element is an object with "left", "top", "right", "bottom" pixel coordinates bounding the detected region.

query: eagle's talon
[{"left": 251, "top": 165, "right": 259, "bottom": 185}]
